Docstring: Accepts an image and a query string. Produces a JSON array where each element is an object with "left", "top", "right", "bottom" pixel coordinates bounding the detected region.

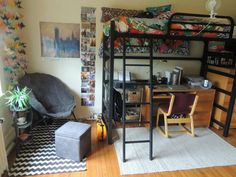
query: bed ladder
[{"left": 121, "top": 37, "right": 154, "bottom": 162}]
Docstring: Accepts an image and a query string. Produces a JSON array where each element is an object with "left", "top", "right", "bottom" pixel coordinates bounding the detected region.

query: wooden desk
[{"left": 141, "top": 85, "right": 215, "bottom": 127}]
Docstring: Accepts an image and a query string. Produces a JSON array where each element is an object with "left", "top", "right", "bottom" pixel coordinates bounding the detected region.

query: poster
[
  {"left": 80, "top": 7, "right": 96, "bottom": 106},
  {"left": 40, "top": 22, "right": 80, "bottom": 58}
]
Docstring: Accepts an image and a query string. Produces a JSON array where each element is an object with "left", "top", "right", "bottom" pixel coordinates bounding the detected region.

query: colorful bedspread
[
  {"left": 101, "top": 12, "right": 232, "bottom": 56},
  {"left": 103, "top": 12, "right": 171, "bottom": 36}
]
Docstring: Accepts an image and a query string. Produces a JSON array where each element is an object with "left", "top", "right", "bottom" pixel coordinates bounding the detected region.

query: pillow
[
  {"left": 146, "top": 4, "right": 172, "bottom": 17},
  {"left": 135, "top": 11, "right": 154, "bottom": 19},
  {"left": 101, "top": 7, "right": 143, "bottom": 22}
]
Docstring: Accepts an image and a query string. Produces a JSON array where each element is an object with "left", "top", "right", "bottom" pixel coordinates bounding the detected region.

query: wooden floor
[{"left": 8, "top": 121, "right": 236, "bottom": 177}]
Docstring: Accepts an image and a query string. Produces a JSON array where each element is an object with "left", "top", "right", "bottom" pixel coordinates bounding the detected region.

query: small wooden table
[{"left": 141, "top": 85, "right": 215, "bottom": 127}]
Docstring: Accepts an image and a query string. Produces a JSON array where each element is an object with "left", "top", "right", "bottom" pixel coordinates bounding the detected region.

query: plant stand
[{"left": 11, "top": 107, "right": 34, "bottom": 153}]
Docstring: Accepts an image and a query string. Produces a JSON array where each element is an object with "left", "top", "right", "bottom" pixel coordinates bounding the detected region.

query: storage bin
[{"left": 55, "top": 121, "right": 91, "bottom": 162}]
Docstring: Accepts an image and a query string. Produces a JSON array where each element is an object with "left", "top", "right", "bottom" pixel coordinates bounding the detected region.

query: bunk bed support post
[
  {"left": 102, "top": 34, "right": 106, "bottom": 118},
  {"left": 200, "top": 41, "right": 209, "bottom": 77},
  {"left": 223, "top": 68, "right": 236, "bottom": 136},
  {"left": 108, "top": 21, "right": 115, "bottom": 144},
  {"left": 122, "top": 36, "right": 127, "bottom": 162},
  {"left": 149, "top": 38, "right": 154, "bottom": 160}
]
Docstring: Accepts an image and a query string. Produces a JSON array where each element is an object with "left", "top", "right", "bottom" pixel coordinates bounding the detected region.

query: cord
[{"left": 195, "top": 21, "right": 212, "bottom": 36}]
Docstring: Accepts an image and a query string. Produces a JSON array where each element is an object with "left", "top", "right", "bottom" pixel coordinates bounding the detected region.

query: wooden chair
[{"left": 156, "top": 92, "right": 199, "bottom": 138}]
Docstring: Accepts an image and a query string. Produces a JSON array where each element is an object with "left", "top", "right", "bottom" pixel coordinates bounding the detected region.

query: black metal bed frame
[{"left": 102, "top": 12, "right": 236, "bottom": 162}]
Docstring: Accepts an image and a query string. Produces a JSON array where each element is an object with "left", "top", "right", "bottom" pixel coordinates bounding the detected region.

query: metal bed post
[
  {"left": 102, "top": 34, "right": 106, "bottom": 117},
  {"left": 122, "top": 36, "right": 127, "bottom": 162},
  {"left": 149, "top": 38, "right": 154, "bottom": 160},
  {"left": 108, "top": 21, "right": 115, "bottom": 144},
  {"left": 200, "top": 41, "right": 209, "bottom": 77}
]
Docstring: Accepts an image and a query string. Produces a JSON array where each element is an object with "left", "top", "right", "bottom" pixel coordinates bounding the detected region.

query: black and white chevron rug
[{"left": 9, "top": 119, "right": 87, "bottom": 177}]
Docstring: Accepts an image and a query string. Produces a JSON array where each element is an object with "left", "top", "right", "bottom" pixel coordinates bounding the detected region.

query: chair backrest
[
  {"left": 19, "top": 73, "right": 75, "bottom": 113},
  {"left": 170, "top": 93, "right": 197, "bottom": 115}
]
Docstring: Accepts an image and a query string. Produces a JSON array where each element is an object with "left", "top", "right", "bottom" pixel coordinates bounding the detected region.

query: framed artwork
[{"left": 40, "top": 22, "right": 80, "bottom": 58}]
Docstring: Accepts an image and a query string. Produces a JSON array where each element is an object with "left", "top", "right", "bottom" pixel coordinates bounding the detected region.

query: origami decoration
[{"left": 0, "top": 0, "right": 27, "bottom": 85}]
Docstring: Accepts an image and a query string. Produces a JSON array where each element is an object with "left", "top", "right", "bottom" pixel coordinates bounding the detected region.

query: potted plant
[
  {"left": 5, "top": 86, "right": 31, "bottom": 112},
  {"left": 5, "top": 86, "right": 33, "bottom": 143}
]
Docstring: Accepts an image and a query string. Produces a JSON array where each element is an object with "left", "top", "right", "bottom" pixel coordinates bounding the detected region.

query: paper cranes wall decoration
[{"left": 0, "top": 0, "right": 27, "bottom": 85}]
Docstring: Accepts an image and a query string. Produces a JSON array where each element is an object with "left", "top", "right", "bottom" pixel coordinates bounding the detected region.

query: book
[
  {"left": 172, "top": 69, "right": 179, "bottom": 85},
  {"left": 175, "top": 66, "right": 183, "bottom": 85}
]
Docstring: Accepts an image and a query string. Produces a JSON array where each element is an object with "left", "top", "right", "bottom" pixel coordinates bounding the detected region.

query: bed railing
[{"left": 167, "top": 13, "right": 235, "bottom": 39}]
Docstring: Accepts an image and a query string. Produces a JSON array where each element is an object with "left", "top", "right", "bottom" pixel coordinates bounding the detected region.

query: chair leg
[
  {"left": 190, "top": 116, "right": 195, "bottom": 137},
  {"left": 156, "top": 109, "right": 160, "bottom": 127},
  {"left": 157, "top": 110, "right": 165, "bottom": 136},
  {"left": 72, "top": 111, "right": 77, "bottom": 121},
  {"left": 157, "top": 110, "right": 169, "bottom": 138},
  {"left": 179, "top": 123, "right": 187, "bottom": 132},
  {"left": 164, "top": 115, "right": 169, "bottom": 138}
]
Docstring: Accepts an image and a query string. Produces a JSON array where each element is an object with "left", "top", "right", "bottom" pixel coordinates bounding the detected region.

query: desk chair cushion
[{"left": 159, "top": 93, "right": 196, "bottom": 116}]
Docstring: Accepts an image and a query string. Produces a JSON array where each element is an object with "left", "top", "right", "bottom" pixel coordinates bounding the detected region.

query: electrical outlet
[{"left": 0, "top": 117, "right": 5, "bottom": 124}]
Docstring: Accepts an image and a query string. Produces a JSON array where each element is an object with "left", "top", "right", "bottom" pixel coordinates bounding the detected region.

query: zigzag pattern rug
[{"left": 9, "top": 120, "right": 86, "bottom": 176}]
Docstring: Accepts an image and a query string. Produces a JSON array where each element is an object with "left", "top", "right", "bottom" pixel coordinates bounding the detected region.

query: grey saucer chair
[{"left": 19, "top": 73, "right": 77, "bottom": 137}]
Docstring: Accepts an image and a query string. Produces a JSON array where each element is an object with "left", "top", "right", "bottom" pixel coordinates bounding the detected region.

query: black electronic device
[{"left": 225, "top": 39, "right": 236, "bottom": 54}]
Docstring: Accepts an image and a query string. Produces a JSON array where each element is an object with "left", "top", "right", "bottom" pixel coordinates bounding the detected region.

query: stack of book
[{"left": 172, "top": 66, "right": 183, "bottom": 85}]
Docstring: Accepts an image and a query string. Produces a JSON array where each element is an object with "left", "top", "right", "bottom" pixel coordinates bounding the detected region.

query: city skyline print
[{"left": 40, "top": 22, "right": 80, "bottom": 58}]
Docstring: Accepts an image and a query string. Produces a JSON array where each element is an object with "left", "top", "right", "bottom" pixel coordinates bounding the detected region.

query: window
[
  {"left": 0, "top": 58, "right": 5, "bottom": 97},
  {"left": 0, "top": 61, "right": 4, "bottom": 97},
  {"left": 0, "top": 82, "right": 3, "bottom": 96},
  {"left": 0, "top": 31, "right": 5, "bottom": 97}
]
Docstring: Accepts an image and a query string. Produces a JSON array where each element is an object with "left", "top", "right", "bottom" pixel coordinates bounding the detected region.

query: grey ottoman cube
[{"left": 55, "top": 121, "right": 91, "bottom": 162}]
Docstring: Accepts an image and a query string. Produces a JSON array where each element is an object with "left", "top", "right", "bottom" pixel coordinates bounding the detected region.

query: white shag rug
[{"left": 114, "top": 127, "right": 236, "bottom": 175}]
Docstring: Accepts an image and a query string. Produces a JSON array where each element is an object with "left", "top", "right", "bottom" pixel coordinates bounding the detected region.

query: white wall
[
  {"left": 114, "top": 41, "right": 204, "bottom": 80},
  {"left": 22, "top": 0, "right": 236, "bottom": 118}
]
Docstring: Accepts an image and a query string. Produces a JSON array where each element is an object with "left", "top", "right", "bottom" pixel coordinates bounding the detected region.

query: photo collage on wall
[{"left": 81, "top": 7, "right": 96, "bottom": 106}]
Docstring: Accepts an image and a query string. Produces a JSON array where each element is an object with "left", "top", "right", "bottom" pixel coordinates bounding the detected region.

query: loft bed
[{"left": 101, "top": 12, "right": 236, "bottom": 162}]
